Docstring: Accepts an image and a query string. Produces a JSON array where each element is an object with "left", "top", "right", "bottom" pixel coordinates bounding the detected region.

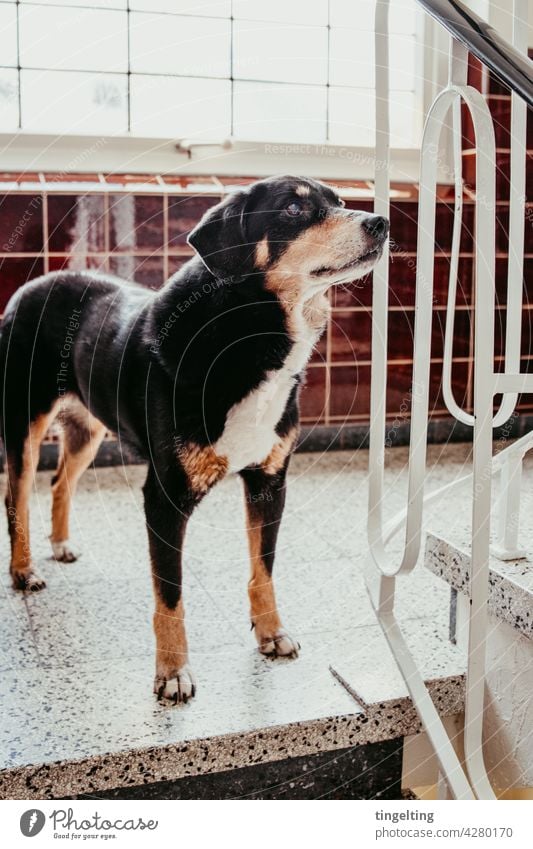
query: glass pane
[
  {"left": 129, "top": 13, "right": 230, "bottom": 77},
  {"left": 330, "top": 30, "right": 416, "bottom": 90},
  {"left": 330, "top": 0, "right": 417, "bottom": 34},
  {"left": 390, "top": 90, "right": 421, "bottom": 147},
  {"left": 21, "top": 70, "right": 128, "bottom": 133},
  {"left": 233, "top": 81, "right": 327, "bottom": 143},
  {"left": 329, "top": 87, "right": 420, "bottom": 148},
  {"left": 0, "top": 68, "right": 19, "bottom": 130},
  {"left": 329, "top": 28, "right": 373, "bottom": 89},
  {"left": 0, "top": 3, "right": 18, "bottom": 67},
  {"left": 19, "top": 5, "right": 128, "bottom": 73},
  {"left": 130, "top": 75, "right": 231, "bottom": 139},
  {"left": 233, "top": 0, "right": 327, "bottom": 26},
  {"left": 328, "top": 87, "right": 375, "bottom": 146},
  {"left": 233, "top": 20, "right": 328, "bottom": 85},
  {"left": 130, "top": 0, "right": 231, "bottom": 16},
  {"left": 390, "top": 34, "right": 417, "bottom": 90}
]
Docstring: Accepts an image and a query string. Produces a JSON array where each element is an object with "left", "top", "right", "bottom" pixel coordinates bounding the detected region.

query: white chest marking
[{"left": 214, "top": 328, "right": 317, "bottom": 473}]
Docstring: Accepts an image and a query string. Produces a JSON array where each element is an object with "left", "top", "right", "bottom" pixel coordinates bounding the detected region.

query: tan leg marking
[
  {"left": 7, "top": 405, "right": 59, "bottom": 590},
  {"left": 245, "top": 509, "right": 299, "bottom": 658},
  {"left": 247, "top": 517, "right": 282, "bottom": 639},
  {"left": 177, "top": 442, "right": 228, "bottom": 495},
  {"left": 153, "top": 593, "right": 195, "bottom": 703},
  {"left": 51, "top": 404, "right": 106, "bottom": 560}
]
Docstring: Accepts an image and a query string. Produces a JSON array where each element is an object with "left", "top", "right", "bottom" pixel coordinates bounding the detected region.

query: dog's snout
[{"left": 362, "top": 214, "right": 389, "bottom": 240}]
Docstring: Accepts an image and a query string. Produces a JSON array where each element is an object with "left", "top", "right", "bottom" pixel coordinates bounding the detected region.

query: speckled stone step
[
  {"left": 425, "top": 533, "right": 533, "bottom": 641},
  {"left": 0, "top": 454, "right": 466, "bottom": 800},
  {"left": 72, "top": 738, "right": 405, "bottom": 801}
]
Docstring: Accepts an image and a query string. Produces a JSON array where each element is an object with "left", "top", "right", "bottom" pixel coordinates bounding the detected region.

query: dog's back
[
  {"left": 0, "top": 269, "right": 153, "bottom": 590},
  {"left": 0, "top": 270, "right": 150, "bottom": 439}
]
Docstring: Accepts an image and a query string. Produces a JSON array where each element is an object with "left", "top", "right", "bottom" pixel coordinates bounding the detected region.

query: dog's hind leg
[
  {"left": 6, "top": 404, "right": 59, "bottom": 591},
  {"left": 50, "top": 399, "right": 106, "bottom": 562}
]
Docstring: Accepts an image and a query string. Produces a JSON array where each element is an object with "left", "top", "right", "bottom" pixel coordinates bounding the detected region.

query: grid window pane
[
  {"left": 21, "top": 70, "right": 128, "bottom": 133},
  {"left": 129, "top": 13, "right": 231, "bottom": 78},
  {"left": 130, "top": 75, "right": 231, "bottom": 139},
  {"left": 0, "top": 68, "right": 19, "bottom": 130},
  {"left": 233, "top": 81, "right": 327, "bottom": 143},
  {"left": 390, "top": 90, "right": 421, "bottom": 147},
  {"left": 328, "top": 87, "right": 375, "bottom": 147},
  {"left": 329, "top": 87, "right": 420, "bottom": 148},
  {"left": 390, "top": 34, "right": 417, "bottom": 91},
  {"left": 233, "top": 20, "right": 328, "bottom": 85},
  {"left": 330, "top": 30, "right": 416, "bottom": 91},
  {"left": 11, "top": 2, "right": 421, "bottom": 147},
  {"left": 233, "top": 0, "right": 327, "bottom": 26},
  {"left": 329, "top": 29, "right": 373, "bottom": 89},
  {"left": 0, "top": 3, "right": 18, "bottom": 67},
  {"left": 19, "top": 5, "right": 128, "bottom": 73},
  {"left": 130, "top": 0, "right": 231, "bottom": 16},
  {"left": 330, "top": 0, "right": 417, "bottom": 34},
  {"left": 20, "top": 1, "right": 128, "bottom": 7}
]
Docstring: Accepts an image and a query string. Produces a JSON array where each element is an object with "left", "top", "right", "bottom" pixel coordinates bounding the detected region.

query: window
[{"left": 0, "top": 0, "right": 421, "bottom": 148}]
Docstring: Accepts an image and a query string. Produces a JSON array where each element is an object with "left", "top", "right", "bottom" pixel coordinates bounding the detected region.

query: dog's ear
[{"left": 187, "top": 190, "right": 252, "bottom": 278}]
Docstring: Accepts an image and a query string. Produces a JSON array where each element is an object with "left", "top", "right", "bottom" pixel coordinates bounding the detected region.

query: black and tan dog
[{"left": 0, "top": 175, "right": 388, "bottom": 703}]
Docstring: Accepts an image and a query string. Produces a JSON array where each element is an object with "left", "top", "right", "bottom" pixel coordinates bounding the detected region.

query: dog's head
[{"left": 187, "top": 175, "right": 388, "bottom": 301}]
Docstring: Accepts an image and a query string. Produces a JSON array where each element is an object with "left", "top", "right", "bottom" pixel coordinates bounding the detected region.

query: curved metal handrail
[
  {"left": 442, "top": 0, "right": 528, "bottom": 429},
  {"left": 383, "top": 428, "right": 533, "bottom": 550},
  {"left": 367, "top": 0, "right": 509, "bottom": 800},
  {"left": 416, "top": 0, "right": 533, "bottom": 107}
]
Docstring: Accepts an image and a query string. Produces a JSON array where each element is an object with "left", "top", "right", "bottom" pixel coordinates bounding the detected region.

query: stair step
[
  {"left": 72, "top": 738, "right": 405, "bottom": 801},
  {"left": 425, "top": 532, "right": 533, "bottom": 641}
]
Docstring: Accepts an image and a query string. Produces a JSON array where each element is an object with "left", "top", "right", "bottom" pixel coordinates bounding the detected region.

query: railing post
[
  {"left": 466, "top": 80, "right": 497, "bottom": 800},
  {"left": 491, "top": 454, "right": 525, "bottom": 560},
  {"left": 367, "top": 0, "right": 476, "bottom": 801},
  {"left": 490, "top": 0, "right": 529, "bottom": 559},
  {"left": 366, "top": 0, "right": 532, "bottom": 800}
]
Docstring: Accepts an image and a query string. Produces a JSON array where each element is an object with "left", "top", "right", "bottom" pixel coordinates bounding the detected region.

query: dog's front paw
[
  {"left": 154, "top": 665, "right": 196, "bottom": 704},
  {"left": 50, "top": 538, "right": 79, "bottom": 563},
  {"left": 11, "top": 567, "right": 46, "bottom": 592},
  {"left": 257, "top": 629, "right": 300, "bottom": 659}
]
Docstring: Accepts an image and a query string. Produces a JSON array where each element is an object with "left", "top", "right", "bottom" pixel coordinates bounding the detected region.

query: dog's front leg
[
  {"left": 143, "top": 468, "right": 196, "bottom": 703},
  {"left": 240, "top": 458, "right": 300, "bottom": 658}
]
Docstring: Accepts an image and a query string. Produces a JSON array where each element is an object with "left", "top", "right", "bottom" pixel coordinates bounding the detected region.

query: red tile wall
[{"left": 0, "top": 90, "right": 532, "bottom": 437}]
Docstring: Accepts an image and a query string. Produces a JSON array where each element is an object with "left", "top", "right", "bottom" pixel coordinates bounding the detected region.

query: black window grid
[{"left": 1, "top": 0, "right": 416, "bottom": 141}]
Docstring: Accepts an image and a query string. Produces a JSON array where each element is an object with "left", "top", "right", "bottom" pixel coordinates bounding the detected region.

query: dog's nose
[{"left": 362, "top": 214, "right": 389, "bottom": 239}]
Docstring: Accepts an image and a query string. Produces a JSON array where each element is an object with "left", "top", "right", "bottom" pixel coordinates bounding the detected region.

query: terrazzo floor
[
  {"left": 0, "top": 444, "right": 471, "bottom": 796},
  {"left": 423, "top": 449, "right": 533, "bottom": 642}
]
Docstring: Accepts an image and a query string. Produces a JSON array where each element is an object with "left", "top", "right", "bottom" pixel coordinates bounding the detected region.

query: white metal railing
[{"left": 367, "top": 0, "right": 531, "bottom": 800}]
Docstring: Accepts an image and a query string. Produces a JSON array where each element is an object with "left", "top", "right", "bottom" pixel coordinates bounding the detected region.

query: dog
[{"left": 0, "top": 175, "right": 388, "bottom": 703}]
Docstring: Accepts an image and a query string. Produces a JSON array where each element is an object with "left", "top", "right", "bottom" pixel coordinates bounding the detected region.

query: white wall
[{"left": 456, "top": 594, "right": 533, "bottom": 791}]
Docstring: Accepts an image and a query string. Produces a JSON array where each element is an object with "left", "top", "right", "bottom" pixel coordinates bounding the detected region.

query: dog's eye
[{"left": 286, "top": 202, "right": 303, "bottom": 216}]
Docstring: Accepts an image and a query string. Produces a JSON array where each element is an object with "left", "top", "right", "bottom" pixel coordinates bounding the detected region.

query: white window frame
[{"left": 0, "top": 6, "right": 445, "bottom": 183}]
